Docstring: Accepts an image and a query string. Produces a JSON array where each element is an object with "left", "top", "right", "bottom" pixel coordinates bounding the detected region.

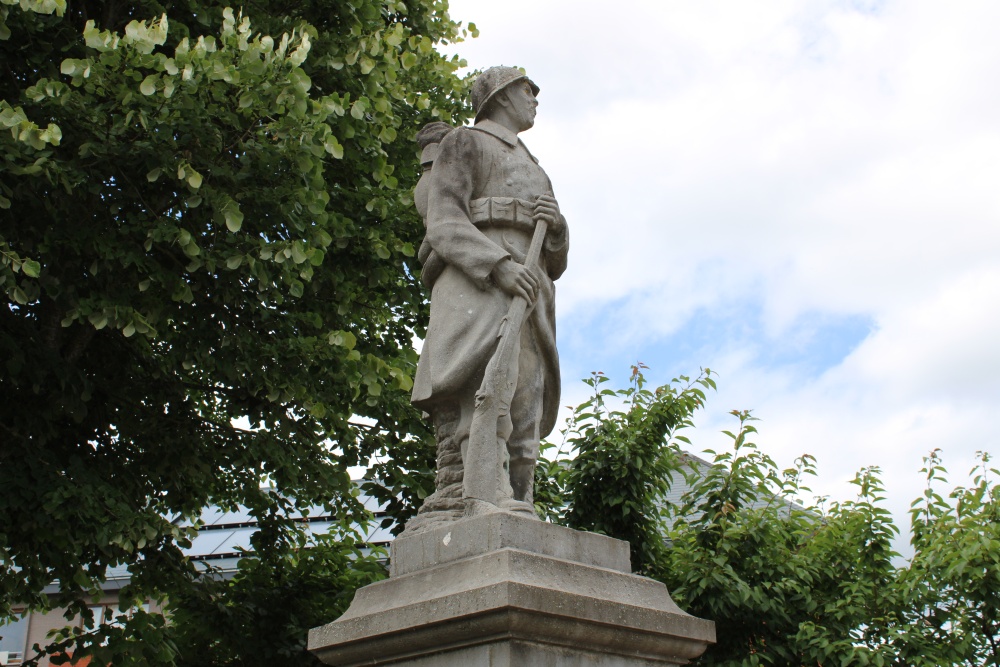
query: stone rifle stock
[{"left": 463, "top": 210, "right": 550, "bottom": 511}]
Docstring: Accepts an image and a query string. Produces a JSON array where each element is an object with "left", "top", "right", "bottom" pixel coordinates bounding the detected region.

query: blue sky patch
[{"left": 558, "top": 301, "right": 874, "bottom": 391}]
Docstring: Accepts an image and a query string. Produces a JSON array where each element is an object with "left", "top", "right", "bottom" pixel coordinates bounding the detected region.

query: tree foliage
[
  {"left": 543, "top": 366, "right": 1000, "bottom": 667},
  {"left": 535, "top": 364, "right": 714, "bottom": 574},
  {"left": 663, "top": 413, "right": 903, "bottom": 666},
  {"left": 0, "top": 0, "right": 473, "bottom": 663},
  {"left": 165, "top": 527, "right": 387, "bottom": 667},
  {"left": 896, "top": 449, "right": 1000, "bottom": 664}
]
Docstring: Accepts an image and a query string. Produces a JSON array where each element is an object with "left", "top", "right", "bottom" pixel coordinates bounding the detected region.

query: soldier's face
[{"left": 504, "top": 81, "right": 537, "bottom": 131}]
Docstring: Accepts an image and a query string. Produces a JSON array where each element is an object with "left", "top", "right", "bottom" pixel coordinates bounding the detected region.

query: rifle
[{"left": 463, "top": 210, "right": 549, "bottom": 515}]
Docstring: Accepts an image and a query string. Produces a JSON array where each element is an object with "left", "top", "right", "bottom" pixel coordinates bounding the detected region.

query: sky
[{"left": 441, "top": 0, "right": 1000, "bottom": 537}]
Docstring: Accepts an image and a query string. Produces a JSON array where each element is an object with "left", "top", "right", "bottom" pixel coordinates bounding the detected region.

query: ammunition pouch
[
  {"left": 420, "top": 197, "right": 539, "bottom": 287},
  {"left": 468, "top": 197, "right": 536, "bottom": 233}
]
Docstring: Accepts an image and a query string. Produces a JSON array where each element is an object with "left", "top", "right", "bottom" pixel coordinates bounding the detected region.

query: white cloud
[{"left": 835, "top": 267, "right": 1000, "bottom": 401}]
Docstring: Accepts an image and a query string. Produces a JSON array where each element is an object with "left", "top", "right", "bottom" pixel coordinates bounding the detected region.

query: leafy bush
[{"left": 542, "top": 366, "right": 1000, "bottom": 667}]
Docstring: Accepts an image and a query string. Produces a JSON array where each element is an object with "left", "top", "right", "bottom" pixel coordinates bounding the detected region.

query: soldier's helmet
[{"left": 471, "top": 66, "right": 539, "bottom": 120}]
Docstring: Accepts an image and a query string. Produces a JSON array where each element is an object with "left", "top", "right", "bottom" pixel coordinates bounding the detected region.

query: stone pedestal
[{"left": 308, "top": 513, "right": 715, "bottom": 666}]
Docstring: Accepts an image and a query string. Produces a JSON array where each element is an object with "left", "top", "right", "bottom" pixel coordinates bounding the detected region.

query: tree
[
  {"left": 543, "top": 366, "right": 1000, "bottom": 667},
  {"left": 535, "top": 364, "right": 715, "bottom": 574},
  {"left": 0, "top": 1, "right": 473, "bottom": 663},
  {"left": 662, "top": 413, "right": 904, "bottom": 666},
  {"left": 894, "top": 449, "right": 1000, "bottom": 665},
  {"left": 165, "top": 527, "right": 387, "bottom": 667}
]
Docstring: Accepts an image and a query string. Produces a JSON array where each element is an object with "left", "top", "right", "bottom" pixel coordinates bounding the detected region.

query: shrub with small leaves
[
  {"left": 540, "top": 364, "right": 715, "bottom": 575},
  {"left": 552, "top": 367, "right": 998, "bottom": 667}
]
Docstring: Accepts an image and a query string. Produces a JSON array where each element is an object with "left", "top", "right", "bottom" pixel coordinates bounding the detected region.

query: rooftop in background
[
  {"left": 43, "top": 486, "right": 395, "bottom": 595},
  {"left": 177, "top": 488, "right": 396, "bottom": 577},
  {"left": 664, "top": 452, "right": 810, "bottom": 525}
]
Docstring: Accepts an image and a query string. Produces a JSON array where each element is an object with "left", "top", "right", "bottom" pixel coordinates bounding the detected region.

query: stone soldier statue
[{"left": 407, "top": 66, "right": 569, "bottom": 532}]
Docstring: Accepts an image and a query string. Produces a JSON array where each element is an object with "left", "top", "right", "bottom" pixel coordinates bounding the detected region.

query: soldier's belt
[{"left": 469, "top": 197, "right": 535, "bottom": 233}]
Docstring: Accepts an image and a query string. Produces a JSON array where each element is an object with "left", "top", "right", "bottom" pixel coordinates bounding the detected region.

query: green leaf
[
  {"left": 0, "top": 104, "right": 27, "bottom": 128},
  {"left": 140, "top": 74, "right": 158, "bottom": 96},
  {"left": 89, "top": 311, "right": 108, "bottom": 330},
  {"left": 378, "top": 126, "right": 397, "bottom": 143},
  {"left": 328, "top": 330, "right": 356, "bottom": 350},
  {"left": 39, "top": 123, "right": 61, "bottom": 146},
  {"left": 224, "top": 203, "right": 244, "bottom": 233},
  {"left": 22, "top": 260, "right": 41, "bottom": 277},
  {"left": 324, "top": 136, "right": 344, "bottom": 159}
]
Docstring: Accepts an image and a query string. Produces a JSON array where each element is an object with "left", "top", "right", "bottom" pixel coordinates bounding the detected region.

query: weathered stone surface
[
  {"left": 380, "top": 640, "right": 686, "bottom": 667},
  {"left": 408, "top": 65, "right": 569, "bottom": 524},
  {"left": 403, "top": 407, "right": 466, "bottom": 533},
  {"left": 308, "top": 515, "right": 715, "bottom": 666},
  {"left": 390, "top": 511, "right": 630, "bottom": 577}
]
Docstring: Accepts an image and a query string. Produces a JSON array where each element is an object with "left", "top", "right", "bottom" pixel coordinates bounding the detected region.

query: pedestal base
[{"left": 308, "top": 514, "right": 715, "bottom": 666}]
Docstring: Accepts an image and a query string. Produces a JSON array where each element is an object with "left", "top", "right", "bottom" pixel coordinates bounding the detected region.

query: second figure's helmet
[{"left": 471, "top": 66, "right": 539, "bottom": 120}]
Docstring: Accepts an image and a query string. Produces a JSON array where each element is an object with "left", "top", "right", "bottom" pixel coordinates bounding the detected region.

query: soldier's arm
[
  {"left": 492, "top": 256, "right": 539, "bottom": 303},
  {"left": 534, "top": 194, "right": 569, "bottom": 280},
  {"left": 425, "top": 128, "right": 510, "bottom": 284}
]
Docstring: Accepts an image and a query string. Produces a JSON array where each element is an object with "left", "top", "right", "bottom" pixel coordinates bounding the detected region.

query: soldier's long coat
[{"left": 411, "top": 119, "right": 568, "bottom": 439}]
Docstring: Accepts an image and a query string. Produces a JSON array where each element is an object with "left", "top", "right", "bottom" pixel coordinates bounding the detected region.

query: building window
[{"left": 0, "top": 611, "right": 29, "bottom": 665}]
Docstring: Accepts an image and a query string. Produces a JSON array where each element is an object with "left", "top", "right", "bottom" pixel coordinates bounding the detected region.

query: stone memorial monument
[{"left": 309, "top": 67, "right": 715, "bottom": 666}]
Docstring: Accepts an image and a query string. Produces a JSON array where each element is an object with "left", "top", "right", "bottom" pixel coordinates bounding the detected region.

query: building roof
[
  {"left": 176, "top": 489, "right": 395, "bottom": 577},
  {"left": 43, "top": 486, "right": 395, "bottom": 594}
]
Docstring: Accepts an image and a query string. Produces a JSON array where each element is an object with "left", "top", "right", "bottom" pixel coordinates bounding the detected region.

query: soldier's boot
[
  {"left": 501, "top": 456, "right": 538, "bottom": 518},
  {"left": 404, "top": 405, "right": 465, "bottom": 535}
]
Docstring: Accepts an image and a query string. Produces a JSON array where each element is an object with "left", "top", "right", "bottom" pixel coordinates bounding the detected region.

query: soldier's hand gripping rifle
[{"left": 463, "top": 208, "right": 550, "bottom": 515}]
